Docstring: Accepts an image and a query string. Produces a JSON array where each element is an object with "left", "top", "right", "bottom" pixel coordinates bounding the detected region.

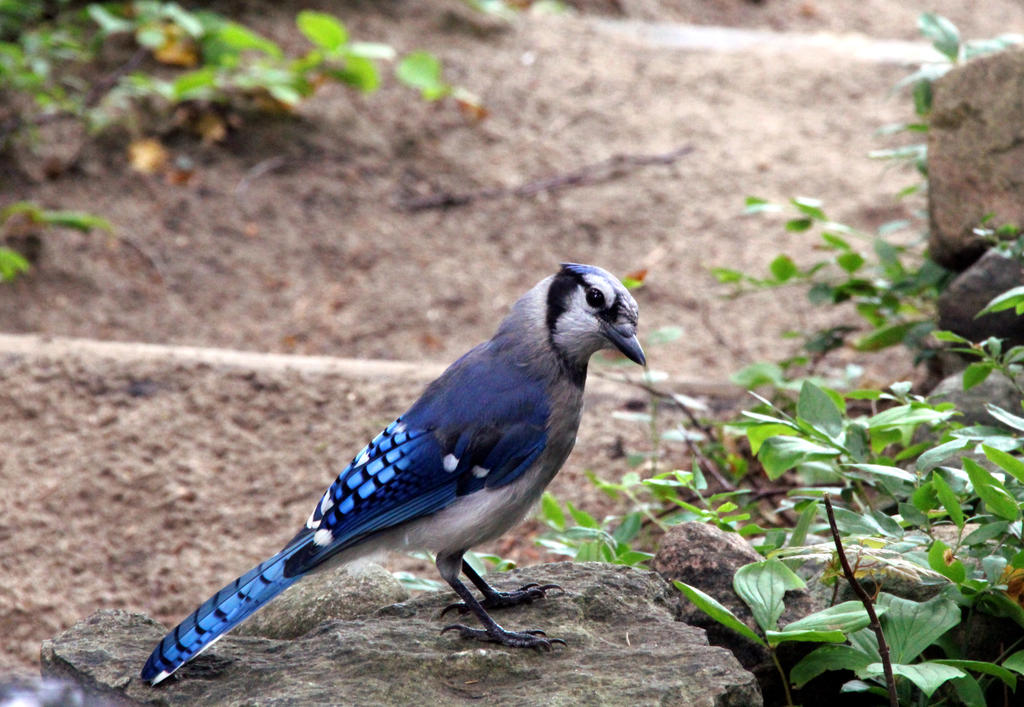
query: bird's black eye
[{"left": 585, "top": 287, "right": 605, "bottom": 309}]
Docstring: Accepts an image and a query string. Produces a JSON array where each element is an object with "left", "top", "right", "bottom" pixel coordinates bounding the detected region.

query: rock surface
[
  {"left": 653, "top": 523, "right": 820, "bottom": 666},
  {"left": 929, "top": 48, "right": 1024, "bottom": 270},
  {"left": 653, "top": 523, "right": 821, "bottom": 706},
  {"left": 930, "top": 368, "right": 1023, "bottom": 428},
  {"left": 232, "top": 563, "right": 410, "bottom": 640},
  {"left": 41, "top": 563, "right": 762, "bottom": 706},
  {"left": 937, "top": 249, "right": 1024, "bottom": 347}
]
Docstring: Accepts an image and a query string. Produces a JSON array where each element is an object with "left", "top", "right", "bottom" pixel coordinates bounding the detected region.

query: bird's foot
[
  {"left": 441, "top": 623, "right": 566, "bottom": 651},
  {"left": 441, "top": 583, "right": 563, "bottom": 616}
]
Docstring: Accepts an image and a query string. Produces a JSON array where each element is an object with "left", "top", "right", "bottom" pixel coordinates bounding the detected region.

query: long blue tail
[{"left": 140, "top": 544, "right": 304, "bottom": 684}]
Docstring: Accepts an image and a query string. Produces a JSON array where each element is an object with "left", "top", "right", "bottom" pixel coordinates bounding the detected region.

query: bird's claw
[
  {"left": 441, "top": 624, "right": 566, "bottom": 651},
  {"left": 441, "top": 582, "right": 564, "bottom": 616}
]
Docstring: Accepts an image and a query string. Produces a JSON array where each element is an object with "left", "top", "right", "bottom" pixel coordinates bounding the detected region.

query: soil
[{"left": 3, "top": 0, "right": 1023, "bottom": 681}]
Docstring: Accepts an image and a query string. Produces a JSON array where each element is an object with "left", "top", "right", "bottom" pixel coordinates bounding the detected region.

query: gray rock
[
  {"left": 929, "top": 48, "right": 1024, "bottom": 270},
  {"left": 930, "top": 368, "right": 1022, "bottom": 427},
  {"left": 653, "top": 523, "right": 821, "bottom": 707},
  {"left": 233, "top": 563, "right": 409, "bottom": 640},
  {"left": 653, "top": 523, "right": 821, "bottom": 666},
  {"left": 41, "top": 563, "right": 761, "bottom": 707},
  {"left": 937, "top": 250, "right": 1024, "bottom": 347}
]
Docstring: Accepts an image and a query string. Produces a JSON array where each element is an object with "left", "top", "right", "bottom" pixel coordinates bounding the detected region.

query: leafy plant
[
  {"left": 0, "top": 200, "right": 111, "bottom": 282},
  {"left": 872, "top": 13, "right": 1022, "bottom": 190},
  {"left": 536, "top": 491, "right": 653, "bottom": 566},
  {"left": 1, "top": 2, "right": 461, "bottom": 147},
  {"left": 714, "top": 197, "right": 952, "bottom": 365}
]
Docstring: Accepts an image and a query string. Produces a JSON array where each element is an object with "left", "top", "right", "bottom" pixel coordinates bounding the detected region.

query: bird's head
[{"left": 545, "top": 263, "right": 645, "bottom": 370}]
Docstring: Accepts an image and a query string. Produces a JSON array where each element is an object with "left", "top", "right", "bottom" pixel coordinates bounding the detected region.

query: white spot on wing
[
  {"left": 305, "top": 509, "right": 319, "bottom": 529},
  {"left": 471, "top": 466, "right": 489, "bottom": 478},
  {"left": 356, "top": 449, "right": 370, "bottom": 466},
  {"left": 320, "top": 494, "right": 333, "bottom": 515},
  {"left": 443, "top": 454, "right": 459, "bottom": 472},
  {"left": 314, "top": 528, "right": 333, "bottom": 547},
  {"left": 394, "top": 421, "right": 406, "bottom": 434}
]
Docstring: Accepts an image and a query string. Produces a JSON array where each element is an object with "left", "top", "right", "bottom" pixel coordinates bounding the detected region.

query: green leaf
[
  {"left": 758, "top": 436, "right": 840, "bottom": 480},
  {"left": 331, "top": 56, "right": 379, "bottom": 91},
  {"left": 797, "top": 381, "right": 843, "bottom": 438},
  {"left": 856, "top": 321, "right": 927, "bottom": 351},
  {"left": 215, "top": 22, "right": 282, "bottom": 58},
  {"left": 982, "top": 444, "right": 1024, "bottom": 484},
  {"left": 730, "top": 361, "right": 784, "bottom": 388},
  {"left": 711, "top": 267, "right": 743, "bottom": 284},
  {"left": 39, "top": 209, "right": 111, "bottom": 231},
  {"left": 765, "top": 628, "right": 845, "bottom": 646},
  {"left": 171, "top": 67, "right": 216, "bottom": 101},
  {"left": 87, "top": 5, "right": 134, "bottom": 34},
  {"left": 928, "top": 538, "right": 966, "bottom": 583},
  {"left": 746, "top": 423, "right": 796, "bottom": 455},
  {"left": 836, "top": 252, "right": 865, "bottom": 274},
  {"left": 791, "top": 645, "right": 875, "bottom": 687},
  {"left": 866, "top": 404, "right": 954, "bottom": 431},
  {"left": 987, "top": 403, "right": 1024, "bottom": 432},
  {"left": 347, "top": 41, "right": 397, "bottom": 60},
  {"left": 566, "top": 501, "right": 599, "bottom": 529},
  {"left": 0, "top": 246, "right": 31, "bottom": 281},
  {"left": 844, "top": 463, "right": 917, "bottom": 484},
  {"left": 918, "top": 12, "right": 961, "bottom": 60},
  {"left": 950, "top": 675, "right": 987, "bottom": 707},
  {"left": 743, "top": 196, "right": 781, "bottom": 214},
  {"left": 674, "top": 581, "right": 766, "bottom": 647},
  {"left": 297, "top": 11, "right": 348, "bottom": 51},
  {"left": 540, "top": 492, "right": 564, "bottom": 529},
  {"left": 769, "top": 254, "right": 798, "bottom": 282},
  {"left": 963, "top": 362, "right": 994, "bottom": 390},
  {"left": 162, "top": 4, "right": 204, "bottom": 37},
  {"left": 733, "top": 559, "right": 805, "bottom": 633},
  {"left": 821, "top": 231, "right": 851, "bottom": 250},
  {"left": 978, "top": 285, "right": 1024, "bottom": 317},
  {"left": 931, "top": 471, "right": 965, "bottom": 528},
  {"left": 878, "top": 593, "right": 961, "bottom": 664},
  {"left": 1003, "top": 649, "right": 1024, "bottom": 676},
  {"left": 396, "top": 51, "right": 449, "bottom": 100},
  {"left": 962, "top": 520, "right": 1008, "bottom": 545},
  {"left": 932, "top": 329, "right": 970, "bottom": 343},
  {"left": 870, "top": 662, "right": 965, "bottom": 698},
  {"left": 963, "top": 457, "right": 1021, "bottom": 521},
  {"left": 916, "top": 437, "right": 970, "bottom": 473},
  {"left": 787, "top": 501, "right": 818, "bottom": 547},
  {"left": 932, "top": 659, "right": 1016, "bottom": 688},
  {"left": 791, "top": 196, "right": 826, "bottom": 220},
  {"left": 783, "top": 601, "right": 874, "bottom": 634}
]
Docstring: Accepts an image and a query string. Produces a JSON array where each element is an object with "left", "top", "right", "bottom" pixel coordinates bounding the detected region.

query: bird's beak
[{"left": 604, "top": 324, "right": 646, "bottom": 366}]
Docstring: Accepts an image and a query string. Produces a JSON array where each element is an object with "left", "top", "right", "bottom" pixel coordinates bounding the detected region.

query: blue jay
[{"left": 141, "top": 263, "right": 645, "bottom": 684}]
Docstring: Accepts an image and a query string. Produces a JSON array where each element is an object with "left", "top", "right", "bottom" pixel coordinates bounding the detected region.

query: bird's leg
[
  {"left": 442, "top": 560, "right": 562, "bottom": 616},
  {"left": 435, "top": 553, "right": 565, "bottom": 651}
]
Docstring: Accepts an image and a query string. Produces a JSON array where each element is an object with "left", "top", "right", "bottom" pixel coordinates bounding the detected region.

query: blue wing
[
  {"left": 142, "top": 344, "right": 550, "bottom": 683},
  {"left": 284, "top": 344, "right": 550, "bottom": 575}
]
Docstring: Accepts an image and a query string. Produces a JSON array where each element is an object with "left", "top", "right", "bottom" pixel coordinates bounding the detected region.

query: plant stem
[
  {"left": 823, "top": 493, "right": 898, "bottom": 707},
  {"left": 770, "top": 648, "right": 796, "bottom": 706}
]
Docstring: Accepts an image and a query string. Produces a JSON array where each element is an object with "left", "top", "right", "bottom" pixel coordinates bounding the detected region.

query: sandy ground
[{"left": 3, "top": 0, "right": 1024, "bottom": 680}]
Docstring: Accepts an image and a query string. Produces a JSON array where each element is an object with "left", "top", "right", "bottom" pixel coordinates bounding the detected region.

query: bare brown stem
[
  {"left": 823, "top": 494, "right": 898, "bottom": 707},
  {"left": 396, "top": 145, "right": 694, "bottom": 211}
]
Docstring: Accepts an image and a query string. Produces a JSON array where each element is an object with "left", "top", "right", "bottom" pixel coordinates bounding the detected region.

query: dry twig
[
  {"left": 396, "top": 145, "right": 694, "bottom": 211},
  {"left": 823, "top": 494, "right": 898, "bottom": 707}
]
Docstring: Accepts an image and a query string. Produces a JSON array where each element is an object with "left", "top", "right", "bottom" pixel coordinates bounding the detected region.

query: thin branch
[
  {"left": 824, "top": 494, "right": 898, "bottom": 707},
  {"left": 83, "top": 47, "right": 147, "bottom": 108},
  {"left": 396, "top": 145, "right": 694, "bottom": 211}
]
